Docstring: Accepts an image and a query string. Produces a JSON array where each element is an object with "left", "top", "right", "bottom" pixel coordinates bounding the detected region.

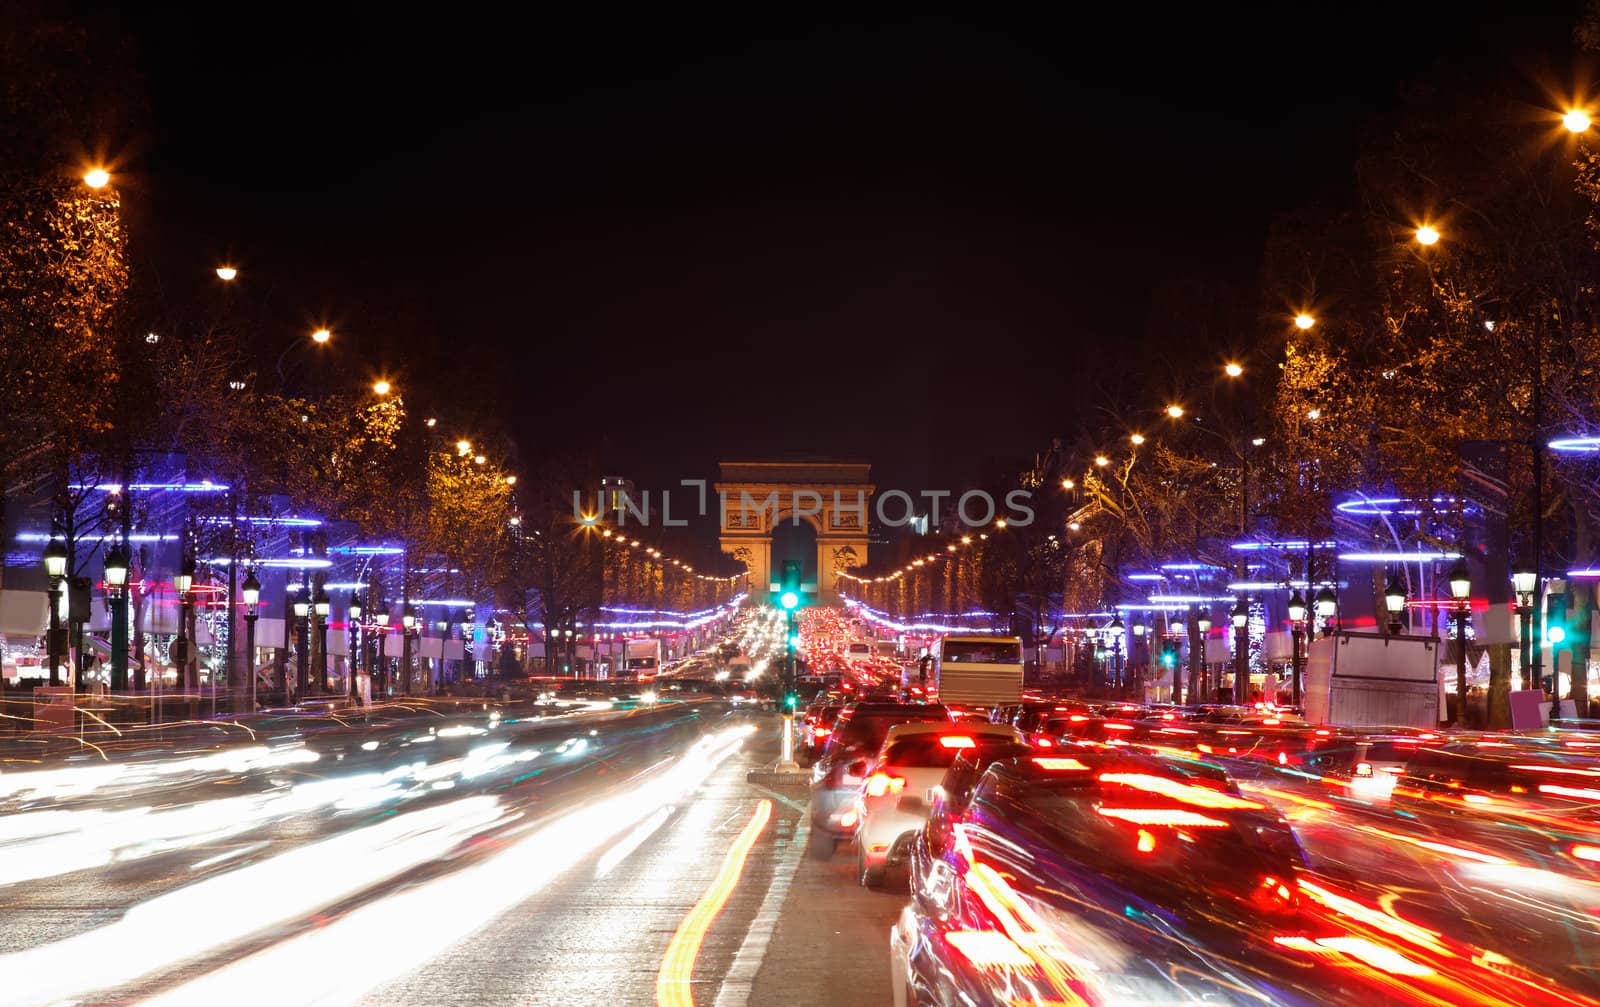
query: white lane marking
[{"left": 712, "top": 808, "right": 808, "bottom": 1007}]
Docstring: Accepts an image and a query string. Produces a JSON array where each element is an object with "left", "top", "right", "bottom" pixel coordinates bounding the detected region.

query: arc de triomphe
[{"left": 715, "top": 460, "right": 872, "bottom": 604}]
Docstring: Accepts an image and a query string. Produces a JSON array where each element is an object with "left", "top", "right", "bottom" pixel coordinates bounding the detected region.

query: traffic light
[
  {"left": 774, "top": 559, "right": 804, "bottom": 610},
  {"left": 783, "top": 692, "right": 799, "bottom": 713},
  {"left": 1160, "top": 641, "right": 1178, "bottom": 669}
]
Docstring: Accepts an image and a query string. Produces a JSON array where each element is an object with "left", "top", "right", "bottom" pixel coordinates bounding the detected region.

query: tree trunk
[{"left": 1486, "top": 643, "right": 1512, "bottom": 729}]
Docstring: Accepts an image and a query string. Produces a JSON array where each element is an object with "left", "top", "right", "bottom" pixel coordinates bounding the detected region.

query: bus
[{"left": 905, "top": 634, "right": 1025, "bottom": 706}]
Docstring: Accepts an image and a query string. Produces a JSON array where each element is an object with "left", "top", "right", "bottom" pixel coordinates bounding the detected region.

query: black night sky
[{"left": 110, "top": 5, "right": 1582, "bottom": 494}]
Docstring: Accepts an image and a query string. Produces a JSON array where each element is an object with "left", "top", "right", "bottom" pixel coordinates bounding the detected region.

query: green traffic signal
[
  {"left": 779, "top": 590, "right": 799, "bottom": 610},
  {"left": 784, "top": 693, "right": 798, "bottom": 710},
  {"left": 788, "top": 633, "right": 801, "bottom": 649}
]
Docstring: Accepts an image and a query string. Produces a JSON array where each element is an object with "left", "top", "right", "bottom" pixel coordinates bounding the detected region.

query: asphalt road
[{"left": 0, "top": 700, "right": 901, "bottom": 1007}]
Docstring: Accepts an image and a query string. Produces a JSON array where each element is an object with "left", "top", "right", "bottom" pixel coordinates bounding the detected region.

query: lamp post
[
  {"left": 1231, "top": 597, "right": 1249, "bottom": 704},
  {"left": 104, "top": 543, "right": 130, "bottom": 691},
  {"left": 313, "top": 589, "right": 330, "bottom": 693},
  {"left": 1512, "top": 563, "right": 1536, "bottom": 692},
  {"left": 242, "top": 571, "right": 260, "bottom": 711},
  {"left": 1196, "top": 614, "right": 1212, "bottom": 704},
  {"left": 374, "top": 602, "right": 390, "bottom": 696},
  {"left": 1448, "top": 558, "right": 1471, "bottom": 728},
  {"left": 43, "top": 538, "right": 67, "bottom": 688},
  {"left": 292, "top": 595, "right": 310, "bottom": 701},
  {"left": 400, "top": 603, "right": 416, "bottom": 695},
  {"left": 174, "top": 553, "right": 195, "bottom": 695},
  {"left": 1384, "top": 576, "right": 1408, "bottom": 636},
  {"left": 1287, "top": 590, "right": 1307, "bottom": 707},
  {"left": 1108, "top": 616, "right": 1126, "bottom": 697},
  {"left": 437, "top": 618, "right": 450, "bottom": 691},
  {"left": 462, "top": 610, "right": 477, "bottom": 681},
  {"left": 348, "top": 592, "right": 363, "bottom": 700}
]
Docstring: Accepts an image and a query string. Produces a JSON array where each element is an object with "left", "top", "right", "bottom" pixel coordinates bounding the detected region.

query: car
[
  {"left": 800, "top": 702, "right": 845, "bottom": 763},
  {"left": 892, "top": 749, "right": 1308, "bottom": 1007},
  {"left": 853, "top": 722, "right": 1028, "bottom": 888},
  {"left": 808, "top": 701, "right": 950, "bottom": 859}
]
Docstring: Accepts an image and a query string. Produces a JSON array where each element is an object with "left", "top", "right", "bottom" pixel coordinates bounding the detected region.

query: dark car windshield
[
  {"left": 883, "top": 734, "right": 1028, "bottom": 769},
  {"left": 941, "top": 640, "right": 1022, "bottom": 663}
]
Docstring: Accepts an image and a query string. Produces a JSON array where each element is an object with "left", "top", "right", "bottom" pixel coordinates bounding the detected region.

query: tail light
[
  {"left": 940, "top": 736, "right": 975, "bottom": 749},
  {"left": 864, "top": 772, "right": 906, "bottom": 797},
  {"left": 1035, "top": 737, "right": 1054, "bottom": 748},
  {"left": 1354, "top": 762, "right": 1374, "bottom": 778},
  {"left": 944, "top": 930, "right": 1033, "bottom": 969}
]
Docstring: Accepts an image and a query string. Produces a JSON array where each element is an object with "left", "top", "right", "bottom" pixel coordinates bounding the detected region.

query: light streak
[
  {"left": 657, "top": 799, "right": 772, "bottom": 1006},
  {"left": 133, "top": 726, "right": 755, "bottom": 1007}
]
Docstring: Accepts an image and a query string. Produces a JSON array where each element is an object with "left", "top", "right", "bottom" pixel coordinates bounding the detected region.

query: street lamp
[
  {"left": 242, "top": 571, "right": 261, "bottom": 711},
  {"left": 83, "top": 167, "right": 110, "bottom": 188},
  {"left": 313, "top": 590, "right": 330, "bottom": 693},
  {"left": 104, "top": 543, "right": 129, "bottom": 690},
  {"left": 174, "top": 552, "right": 196, "bottom": 691},
  {"left": 292, "top": 595, "right": 310, "bottom": 700},
  {"left": 374, "top": 601, "right": 390, "bottom": 696},
  {"left": 1448, "top": 558, "right": 1471, "bottom": 727},
  {"left": 1565, "top": 108, "right": 1592, "bottom": 133},
  {"left": 348, "top": 591, "right": 363, "bottom": 700},
  {"left": 1286, "top": 590, "right": 1307, "bottom": 707},
  {"left": 462, "top": 610, "right": 477, "bottom": 681},
  {"left": 1231, "top": 597, "right": 1249, "bottom": 704},
  {"left": 1108, "top": 616, "right": 1126, "bottom": 696},
  {"left": 1513, "top": 562, "right": 1537, "bottom": 692},
  {"left": 1383, "top": 576, "right": 1407, "bottom": 635},
  {"left": 1313, "top": 585, "right": 1337, "bottom": 636},
  {"left": 43, "top": 538, "right": 67, "bottom": 687},
  {"left": 400, "top": 603, "right": 417, "bottom": 695},
  {"left": 1196, "top": 613, "right": 1212, "bottom": 703},
  {"left": 1294, "top": 313, "right": 1316, "bottom": 330}
]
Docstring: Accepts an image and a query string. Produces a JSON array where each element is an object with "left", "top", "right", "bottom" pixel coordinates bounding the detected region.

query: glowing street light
[
  {"left": 1224, "top": 362, "right": 1244, "bottom": 377},
  {"left": 83, "top": 167, "right": 110, "bottom": 189},
  {"left": 1294, "top": 313, "right": 1316, "bottom": 330},
  {"left": 473, "top": 454, "right": 486, "bottom": 465},
  {"left": 372, "top": 380, "right": 392, "bottom": 395},
  {"left": 1130, "top": 433, "right": 1146, "bottom": 446},
  {"left": 1565, "top": 108, "right": 1592, "bottom": 133},
  {"left": 456, "top": 439, "right": 472, "bottom": 456},
  {"left": 1165, "top": 404, "right": 1184, "bottom": 419},
  {"left": 215, "top": 266, "right": 238, "bottom": 281},
  {"left": 1061, "top": 477, "right": 1075, "bottom": 489},
  {"left": 1415, "top": 225, "right": 1440, "bottom": 246},
  {"left": 311, "top": 328, "right": 332, "bottom": 344},
  {"left": 505, "top": 475, "right": 518, "bottom": 485},
  {"left": 1094, "top": 455, "right": 1110, "bottom": 467}
]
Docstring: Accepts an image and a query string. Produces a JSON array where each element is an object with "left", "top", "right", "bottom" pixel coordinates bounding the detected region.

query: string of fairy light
[
  {"left": 835, "top": 524, "right": 1009, "bottom": 585},
  {"left": 592, "top": 522, "right": 746, "bottom": 584}
]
